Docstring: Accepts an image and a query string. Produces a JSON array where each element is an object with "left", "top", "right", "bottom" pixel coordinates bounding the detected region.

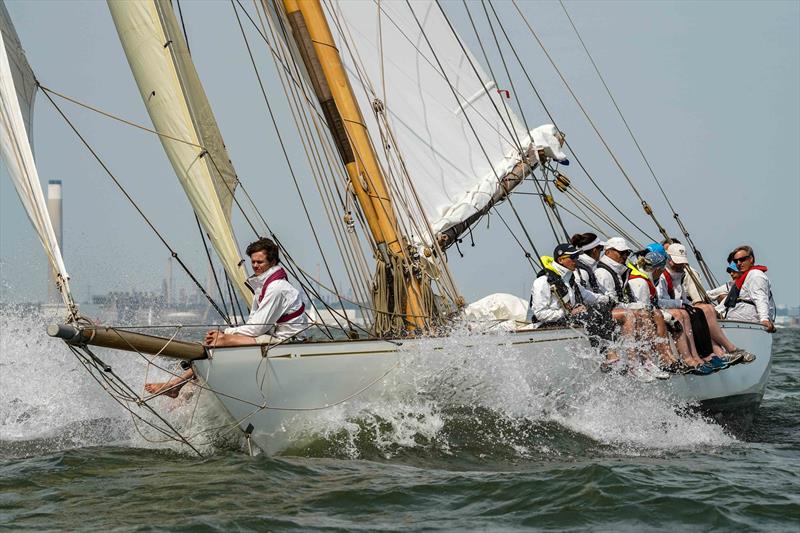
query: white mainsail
[
  {"left": 0, "top": 29, "right": 75, "bottom": 313},
  {"left": 108, "top": 0, "right": 250, "bottom": 305},
  {"left": 328, "top": 0, "right": 565, "bottom": 245}
]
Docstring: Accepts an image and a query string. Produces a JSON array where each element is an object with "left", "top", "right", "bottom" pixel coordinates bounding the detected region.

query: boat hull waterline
[{"left": 193, "top": 321, "right": 771, "bottom": 454}]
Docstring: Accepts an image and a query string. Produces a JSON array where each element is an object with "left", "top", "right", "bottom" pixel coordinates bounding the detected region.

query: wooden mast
[{"left": 281, "top": 0, "right": 427, "bottom": 331}]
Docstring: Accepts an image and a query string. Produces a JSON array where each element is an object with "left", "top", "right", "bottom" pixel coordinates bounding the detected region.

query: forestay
[
  {"left": 328, "top": 0, "right": 565, "bottom": 246},
  {"left": 108, "top": 0, "right": 250, "bottom": 305},
  {"left": 0, "top": 2, "right": 35, "bottom": 143},
  {"left": 0, "top": 29, "right": 75, "bottom": 313}
]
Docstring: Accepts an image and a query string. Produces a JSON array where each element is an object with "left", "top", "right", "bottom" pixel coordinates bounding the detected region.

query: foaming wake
[
  {"left": 0, "top": 306, "right": 236, "bottom": 458},
  {"left": 1, "top": 306, "right": 734, "bottom": 461},
  {"left": 282, "top": 326, "right": 734, "bottom": 459}
]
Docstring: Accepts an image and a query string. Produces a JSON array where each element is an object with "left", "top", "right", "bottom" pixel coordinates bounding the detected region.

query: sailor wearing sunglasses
[{"left": 723, "top": 245, "right": 776, "bottom": 332}]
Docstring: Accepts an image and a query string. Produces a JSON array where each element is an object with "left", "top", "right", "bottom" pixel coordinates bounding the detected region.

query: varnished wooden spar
[{"left": 47, "top": 323, "right": 206, "bottom": 360}]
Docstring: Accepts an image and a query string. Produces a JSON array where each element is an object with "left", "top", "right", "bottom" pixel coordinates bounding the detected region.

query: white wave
[
  {"left": 279, "top": 326, "right": 734, "bottom": 458},
  {"left": 0, "top": 306, "right": 235, "bottom": 457}
]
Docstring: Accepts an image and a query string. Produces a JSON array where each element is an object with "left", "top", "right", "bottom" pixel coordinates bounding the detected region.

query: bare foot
[{"left": 144, "top": 379, "right": 186, "bottom": 399}]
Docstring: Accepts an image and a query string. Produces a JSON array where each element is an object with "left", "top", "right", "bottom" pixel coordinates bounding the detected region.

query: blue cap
[
  {"left": 727, "top": 261, "right": 739, "bottom": 273},
  {"left": 644, "top": 243, "right": 667, "bottom": 256},
  {"left": 642, "top": 250, "right": 667, "bottom": 269}
]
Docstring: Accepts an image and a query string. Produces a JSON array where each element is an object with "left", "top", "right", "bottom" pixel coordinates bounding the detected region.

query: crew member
[
  {"left": 145, "top": 237, "right": 307, "bottom": 398},
  {"left": 659, "top": 243, "right": 749, "bottom": 365},
  {"left": 724, "top": 245, "right": 776, "bottom": 332}
]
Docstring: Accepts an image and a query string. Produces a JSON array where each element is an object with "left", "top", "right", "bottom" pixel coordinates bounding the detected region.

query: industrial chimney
[{"left": 47, "top": 179, "right": 62, "bottom": 304}]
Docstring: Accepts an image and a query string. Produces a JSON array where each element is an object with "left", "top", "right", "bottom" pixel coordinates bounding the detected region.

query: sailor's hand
[
  {"left": 761, "top": 320, "right": 776, "bottom": 333},
  {"left": 571, "top": 305, "right": 587, "bottom": 315},
  {"left": 204, "top": 330, "right": 224, "bottom": 346}
]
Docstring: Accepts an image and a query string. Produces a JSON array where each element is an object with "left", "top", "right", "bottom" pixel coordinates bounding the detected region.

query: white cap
[
  {"left": 604, "top": 237, "right": 632, "bottom": 252},
  {"left": 667, "top": 243, "right": 689, "bottom": 264},
  {"left": 580, "top": 237, "right": 605, "bottom": 252}
]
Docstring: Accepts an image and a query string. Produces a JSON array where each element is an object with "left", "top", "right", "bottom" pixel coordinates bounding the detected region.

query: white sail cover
[
  {"left": 328, "top": 0, "right": 565, "bottom": 241},
  {"left": 0, "top": 29, "right": 74, "bottom": 308},
  {"left": 108, "top": 0, "right": 250, "bottom": 305}
]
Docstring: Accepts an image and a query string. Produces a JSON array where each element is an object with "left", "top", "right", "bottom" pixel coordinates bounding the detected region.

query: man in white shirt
[
  {"left": 145, "top": 238, "right": 307, "bottom": 397},
  {"left": 205, "top": 238, "right": 307, "bottom": 346},
  {"left": 724, "top": 245, "right": 776, "bottom": 332}
]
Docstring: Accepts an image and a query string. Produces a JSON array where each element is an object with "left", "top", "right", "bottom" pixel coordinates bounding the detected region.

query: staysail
[
  {"left": 328, "top": 0, "right": 565, "bottom": 247},
  {"left": 108, "top": 0, "right": 250, "bottom": 305},
  {"left": 0, "top": 26, "right": 76, "bottom": 314}
]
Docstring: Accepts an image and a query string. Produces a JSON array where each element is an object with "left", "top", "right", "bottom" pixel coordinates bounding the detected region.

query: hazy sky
[{"left": 1, "top": 0, "right": 798, "bottom": 309}]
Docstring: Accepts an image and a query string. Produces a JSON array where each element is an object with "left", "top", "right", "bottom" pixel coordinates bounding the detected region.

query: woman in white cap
[
  {"left": 659, "top": 242, "right": 749, "bottom": 365},
  {"left": 570, "top": 232, "right": 605, "bottom": 293}
]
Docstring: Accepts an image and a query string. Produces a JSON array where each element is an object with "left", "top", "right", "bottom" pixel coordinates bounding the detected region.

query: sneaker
[
  {"left": 644, "top": 360, "right": 671, "bottom": 380},
  {"left": 730, "top": 348, "right": 756, "bottom": 363},
  {"left": 707, "top": 355, "right": 728, "bottom": 370},
  {"left": 628, "top": 365, "right": 656, "bottom": 383},
  {"left": 691, "top": 363, "right": 715, "bottom": 375},
  {"left": 720, "top": 351, "right": 744, "bottom": 366}
]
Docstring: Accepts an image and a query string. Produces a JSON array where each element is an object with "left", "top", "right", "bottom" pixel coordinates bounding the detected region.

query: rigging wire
[
  {"left": 40, "top": 87, "right": 232, "bottom": 325},
  {"left": 557, "top": 0, "right": 718, "bottom": 286},
  {"left": 470, "top": 1, "right": 656, "bottom": 244},
  {"left": 507, "top": 0, "right": 669, "bottom": 243},
  {"left": 194, "top": 212, "right": 231, "bottom": 319},
  {"left": 473, "top": 0, "right": 570, "bottom": 242},
  {"left": 259, "top": 0, "right": 375, "bottom": 311},
  {"left": 230, "top": 0, "right": 351, "bottom": 332},
  {"left": 416, "top": 0, "right": 544, "bottom": 268}
]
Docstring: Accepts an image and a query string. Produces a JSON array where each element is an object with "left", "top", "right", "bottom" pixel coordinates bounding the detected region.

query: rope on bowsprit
[{"left": 64, "top": 342, "right": 204, "bottom": 457}]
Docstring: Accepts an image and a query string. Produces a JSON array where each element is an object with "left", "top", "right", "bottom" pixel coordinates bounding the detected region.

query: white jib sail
[
  {"left": 108, "top": 0, "right": 250, "bottom": 306},
  {"left": 0, "top": 30, "right": 75, "bottom": 312},
  {"left": 329, "top": 0, "right": 565, "bottom": 243}
]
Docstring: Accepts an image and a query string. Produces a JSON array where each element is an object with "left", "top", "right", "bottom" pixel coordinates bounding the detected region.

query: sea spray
[
  {"left": 282, "top": 326, "right": 734, "bottom": 459},
  {"left": 0, "top": 306, "right": 237, "bottom": 458}
]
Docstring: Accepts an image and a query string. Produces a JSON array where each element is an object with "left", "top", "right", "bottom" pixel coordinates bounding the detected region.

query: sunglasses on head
[{"left": 733, "top": 255, "right": 752, "bottom": 264}]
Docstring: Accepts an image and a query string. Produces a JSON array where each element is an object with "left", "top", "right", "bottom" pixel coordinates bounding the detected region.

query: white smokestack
[{"left": 47, "top": 180, "right": 63, "bottom": 304}]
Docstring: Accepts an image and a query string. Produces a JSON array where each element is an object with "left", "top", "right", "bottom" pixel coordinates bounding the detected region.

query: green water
[{"left": 1, "top": 324, "right": 798, "bottom": 531}]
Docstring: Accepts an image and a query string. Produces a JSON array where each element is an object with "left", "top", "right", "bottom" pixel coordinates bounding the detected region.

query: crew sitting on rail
[
  {"left": 640, "top": 243, "right": 710, "bottom": 370},
  {"left": 529, "top": 243, "right": 622, "bottom": 362},
  {"left": 593, "top": 237, "right": 678, "bottom": 375},
  {"left": 144, "top": 237, "right": 308, "bottom": 398},
  {"left": 658, "top": 243, "right": 750, "bottom": 365},
  {"left": 659, "top": 238, "right": 704, "bottom": 302},
  {"left": 625, "top": 247, "right": 725, "bottom": 376},
  {"left": 723, "top": 245, "right": 776, "bottom": 333},
  {"left": 570, "top": 232, "right": 639, "bottom": 371}
]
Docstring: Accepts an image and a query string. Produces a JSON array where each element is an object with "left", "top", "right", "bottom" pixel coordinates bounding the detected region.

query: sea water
[{"left": 1, "top": 307, "right": 798, "bottom": 531}]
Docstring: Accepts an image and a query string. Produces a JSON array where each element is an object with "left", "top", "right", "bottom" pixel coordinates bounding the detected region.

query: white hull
[{"left": 194, "top": 321, "right": 772, "bottom": 454}]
